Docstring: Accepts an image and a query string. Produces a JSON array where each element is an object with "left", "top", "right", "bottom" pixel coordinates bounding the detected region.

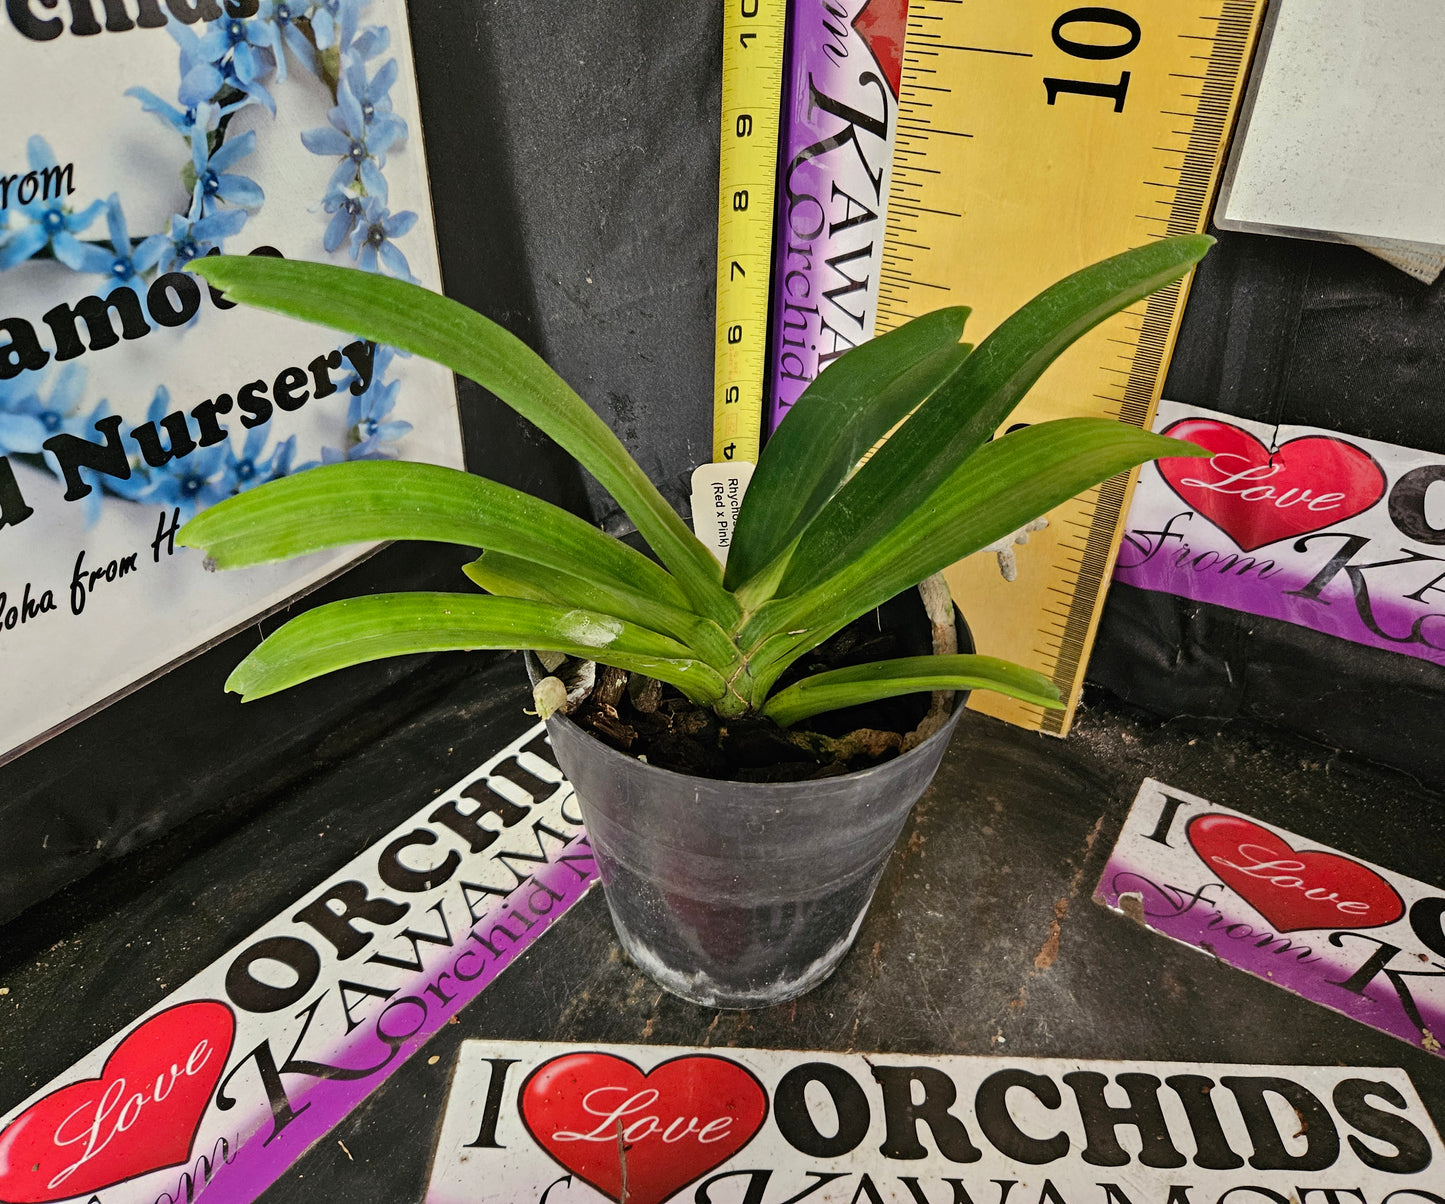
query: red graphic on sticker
[
  {"left": 1158, "top": 418, "right": 1386, "bottom": 552},
  {"left": 852, "top": 0, "right": 910, "bottom": 98},
  {"left": 520, "top": 1052, "right": 767, "bottom": 1204},
  {"left": 0, "top": 1000, "right": 235, "bottom": 1203},
  {"left": 1187, "top": 814, "right": 1405, "bottom": 933}
]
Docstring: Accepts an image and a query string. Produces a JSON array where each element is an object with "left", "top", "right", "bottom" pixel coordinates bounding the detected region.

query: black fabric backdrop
[
  {"left": 1094, "top": 230, "right": 1445, "bottom": 784},
  {"left": 1, "top": 0, "right": 1441, "bottom": 926}
]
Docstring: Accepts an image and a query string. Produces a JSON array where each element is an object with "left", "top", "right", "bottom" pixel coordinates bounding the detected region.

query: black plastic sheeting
[{"left": 1092, "top": 583, "right": 1445, "bottom": 786}]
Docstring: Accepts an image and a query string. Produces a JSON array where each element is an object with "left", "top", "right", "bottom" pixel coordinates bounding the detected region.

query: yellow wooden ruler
[
  {"left": 878, "top": 0, "right": 1267, "bottom": 735},
  {"left": 712, "top": 0, "right": 788, "bottom": 466}
]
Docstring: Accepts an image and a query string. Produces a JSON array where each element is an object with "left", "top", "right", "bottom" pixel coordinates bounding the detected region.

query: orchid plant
[{"left": 179, "top": 236, "right": 1211, "bottom": 728}]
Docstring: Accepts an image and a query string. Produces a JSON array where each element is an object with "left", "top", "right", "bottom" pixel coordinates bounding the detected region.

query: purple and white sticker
[
  {"left": 1115, "top": 400, "right": 1445, "bottom": 666},
  {"left": 765, "top": 0, "right": 909, "bottom": 435},
  {"left": 0, "top": 723, "right": 597, "bottom": 1204},
  {"left": 1096, "top": 778, "right": 1444, "bottom": 1057}
]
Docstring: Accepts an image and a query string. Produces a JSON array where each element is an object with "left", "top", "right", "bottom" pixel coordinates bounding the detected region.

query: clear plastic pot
[{"left": 525, "top": 616, "right": 968, "bottom": 1009}]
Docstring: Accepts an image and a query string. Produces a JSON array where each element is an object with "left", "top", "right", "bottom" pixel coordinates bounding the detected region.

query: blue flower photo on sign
[{"left": 0, "top": 0, "right": 461, "bottom": 764}]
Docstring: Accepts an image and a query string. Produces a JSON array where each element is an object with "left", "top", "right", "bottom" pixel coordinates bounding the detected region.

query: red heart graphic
[
  {"left": 853, "top": 0, "right": 910, "bottom": 98},
  {"left": 1157, "top": 418, "right": 1385, "bottom": 552},
  {"left": 1187, "top": 814, "right": 1404, "bottom": 934},
  {"left": 0, "top": 1001, "right": 235, "bottom": 1203},
  {"left": 520, "top": 1053, "right": 767, "bottom": 1204}
]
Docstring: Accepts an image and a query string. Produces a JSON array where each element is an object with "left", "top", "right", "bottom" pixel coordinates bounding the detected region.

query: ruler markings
[
  {"left": 877, "top": 0, "right": 1265, "bottom": 736},
  {"left": 898, "top": 126, "right": 973, "bottom": 139},
  {"left": 930, "top": 44, "right": 1033, "bottom": 57},
  {"left": 1039, "top": 1, "right": 1258, "bottom": 726},
  {"left": 893, "top": 204, "right": 965, "bottom": 220},
  {"left": 711, "top": 0, "right": 787, "bottom": 465},
  {"left": 883, "top": 274, "right": 949, "bottom": 292}
]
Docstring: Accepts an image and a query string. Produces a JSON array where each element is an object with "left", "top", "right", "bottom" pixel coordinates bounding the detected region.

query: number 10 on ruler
[{"left": 713, "top": 0, "right": 785, "bottom": 465}]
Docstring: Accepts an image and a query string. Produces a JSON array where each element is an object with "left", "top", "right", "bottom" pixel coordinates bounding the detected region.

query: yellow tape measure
[
  {"left": 712, "top": 0, "right": 787, "bottom": 466},
  {"left": 879, "top": 0, "right": 1266, "bottom": 736}
]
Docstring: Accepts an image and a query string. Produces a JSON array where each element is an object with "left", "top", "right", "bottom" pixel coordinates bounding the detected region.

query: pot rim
[{"left": 521, "top": 649, "right": 967, "bottom": 796}]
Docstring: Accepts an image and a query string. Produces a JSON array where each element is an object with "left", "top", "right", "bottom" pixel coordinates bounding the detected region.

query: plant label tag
[
  {"left": 1096, "top": 778, "right": 1445, "bottom": 1057},
  {"left": 425, "top": 1040, "right": 1443, "bottom": 1202},
  {"left": 689, "top": 461, "right": 754, "bottom": 567}
]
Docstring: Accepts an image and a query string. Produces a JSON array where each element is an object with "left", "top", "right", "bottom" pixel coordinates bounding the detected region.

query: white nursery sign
[
  {"left": 0, "top": 0, "right": 462, "bottom": 764},
  {"left": 426, "top": 1041, "right": 1445, "bottom": 1204}
]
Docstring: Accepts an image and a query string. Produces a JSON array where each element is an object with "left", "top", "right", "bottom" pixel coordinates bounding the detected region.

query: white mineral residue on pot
[
  {"left": 618, "top": 908, "right": 871, "bottom": 1009},
  {"left": 559, "top": 611, "right": 623, "bottom": 647}
]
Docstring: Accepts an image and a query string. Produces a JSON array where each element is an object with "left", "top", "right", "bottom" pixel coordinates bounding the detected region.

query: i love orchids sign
[
  {"left": 1115, "top": 400, "right": 1445, "bottom": 666},
  {"left": 426, "top": 1041, "right": 1444, "bottom": 1204},
  {"left": 1096, "top": 778, "right": 1445, "bottom": 1058},
  {"left": 0, "top": 722, "right": 597, "bottom": 1204}
]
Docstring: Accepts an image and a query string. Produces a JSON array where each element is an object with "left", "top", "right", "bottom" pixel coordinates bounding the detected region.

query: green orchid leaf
[
  {"left": 776, "top": 235, "right": 1212, "bottom": 596},
  {"left": 463, "top": 550, "right": 569, "bottom": 604},
  {"left": 462, "top": 548, "right": 686, "bottom": 633},
  {"left": 746, "top": 421, "right": 1207, "bottom": 694},
  {"left": 226, "top": 593, "right": 728, "bottom": 704},
  {"left": 463, "top": 550, "right": 739, "bottom": 662},
  {"left": 725, "top": 307, "right": 971, "bottom": 592},
  {"left": 189, "top": 238, "right": 1218, "bottom": 732},
  {"left": 762, "top": 653, "right": 1062, "bottom": 728},
  {"left": 178, "top": 459, "right": 691, "bottom": 613},
  {"left": 189, "top": 255, "right": 736, "bottom": 626}
]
